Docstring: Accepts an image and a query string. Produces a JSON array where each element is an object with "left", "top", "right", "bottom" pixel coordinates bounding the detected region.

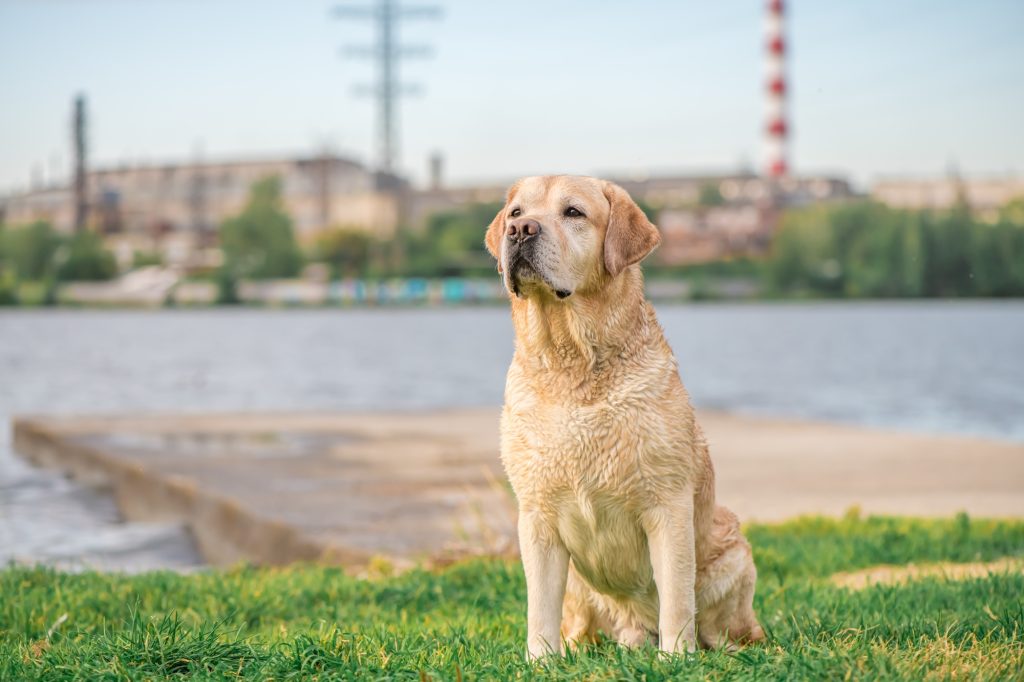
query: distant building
[
  {"left": 404, "top": 182, "right": 508, "bottom": 228},
  {"left": 655, "top": 204, "right": 771, "bottom": 265},
  {"left": 405, "top": 171, "right": 856, "bottom": 266},
  {"left": 871, "top": 176, "right": 1024, "bottom": 220},
  {"left": 0, "top": 155, "right": 860, "bottom": 269},
  {"left": 0, "top": 154, "right": 403, "bottom": 267},
  {"left": 610, "top": 172, "right": 853, "bottom": 209},
  {"left": 611, "top": 173, "right": 855, "bottom": 265}
]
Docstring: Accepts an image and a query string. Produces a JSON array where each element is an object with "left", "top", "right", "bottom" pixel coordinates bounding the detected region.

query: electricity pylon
[{"left": 333, "top": 0, "right": 441, "bottom": 175}]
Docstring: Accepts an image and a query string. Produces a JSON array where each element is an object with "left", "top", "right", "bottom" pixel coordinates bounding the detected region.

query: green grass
[{"left": 2, "top": 513, "right": 1023, "bottom": 680}]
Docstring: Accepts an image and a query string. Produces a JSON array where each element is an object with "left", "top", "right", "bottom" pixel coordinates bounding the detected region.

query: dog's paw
[{"left": 617, "top": 626, "right": 657, "bottom": 648}]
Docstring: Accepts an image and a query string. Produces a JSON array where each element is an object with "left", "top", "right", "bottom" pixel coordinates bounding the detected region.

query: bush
[
  {"left": 0, "top": 221, "right": 61, "bottom": 280},
  {"left": 0, "top": 268, "right": 18, "bottom": 305},
  {"left": 132, "top": 250, "right": 164, "bottom": 268},
  {"left": 401, "top": 202, "right": 503, "bottom": 277},
  {"left": 219, "top": 176, "right": 303, "bottom": 280},
  {"left": 56, "top": 231, "right": 117, "bottom": 281},
  {"left": 313, "top": 227, "right": 373, "bottom": 279},
  {"left": 215, "top": 268, "right": 241, "bottom": 305}
]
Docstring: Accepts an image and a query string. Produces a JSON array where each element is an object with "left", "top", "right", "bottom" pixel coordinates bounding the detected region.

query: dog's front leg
[
  {"left": 519, "top": 511, "right": 569, "bottom": 659},
  {"left": 643, "top": 498, "right": 697, "bottom": 654}
]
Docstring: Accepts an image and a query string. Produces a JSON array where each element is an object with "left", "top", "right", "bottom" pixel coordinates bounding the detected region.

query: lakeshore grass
[{"left": 2, "top": 513, "right": 1023, "bottom": 680}]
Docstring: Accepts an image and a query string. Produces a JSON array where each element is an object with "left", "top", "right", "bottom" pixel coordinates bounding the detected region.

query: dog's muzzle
[{"left": 506, "top": 247, "right": 571, "bottom": 299}]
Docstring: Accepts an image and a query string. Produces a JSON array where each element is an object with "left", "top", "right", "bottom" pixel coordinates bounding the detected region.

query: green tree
[
  {"left": 970, "top": 220, "right": 1024, "bottom": 296},
  {"left": 0, "top": 268, "right": 18, "bottom": 305},
  {"left": 219, "top": 177, "right": 302, "bottom": 279},
  {"left": 314, "top": 227, "right": 373, "bottom": 278},
  {"left": 921, "top": 209, "right": 974, "bottom": 297},
  {"left": 898, "top": 214, "right": 925, "bottom": 297},
  {"left": 132, "top": 250, "right": 163, "bottom": 268},
  {"left": 698, "top": 183, "right": 725, "bottom": 207},
  {"left": 1, "top": 221, "right": 61, "bottom": 280},
  {"left": 999, "top": 196, "right": 1024, "bottom": 226},
  {"left": 215, "top": 267, "right": 241, "bottom": 305},
  {"left": 403, "top": 202, "right": 503, "bottom": 277},
  {"left": 765, "top": 204, "right": 838, "bottom": 296},
  {"left": 56, "top": 231, "right": 117, "bottom": 281},
  {"left": 841, "top": 204, "right": 916, "bottom": 297}
]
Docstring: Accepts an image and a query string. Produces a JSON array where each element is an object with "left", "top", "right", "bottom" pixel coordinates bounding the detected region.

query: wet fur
[
  {"left": 562, "top": 505, "right": 764, "bottom": 650},
  {"left": 487, "top": 176, "right": 763, "bottom": 657}
]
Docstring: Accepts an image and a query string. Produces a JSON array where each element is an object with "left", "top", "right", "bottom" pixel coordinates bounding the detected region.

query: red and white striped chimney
[{"left": 764, "top": 0, "right": 788, "bottom": 178}]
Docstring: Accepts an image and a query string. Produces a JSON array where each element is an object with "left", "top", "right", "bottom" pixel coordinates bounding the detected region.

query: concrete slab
[{"left": 12, "top": 410, "right": 1024, "bottom": 569}]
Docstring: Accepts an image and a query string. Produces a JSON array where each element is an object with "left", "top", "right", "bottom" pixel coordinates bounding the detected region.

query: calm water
[{"left": 2, "top": 302, "right": 1022, "bottom": 570}]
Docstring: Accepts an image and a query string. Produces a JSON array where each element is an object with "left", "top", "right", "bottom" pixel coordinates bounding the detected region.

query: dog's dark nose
[{"left": 507, "top": 219, "right": 541, "bottom": 243}]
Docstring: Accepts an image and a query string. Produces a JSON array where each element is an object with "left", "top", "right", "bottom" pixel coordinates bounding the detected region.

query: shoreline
[
  {"left": 11, "top": 409, "right": 1024, "bottom": 571},
  {"left": 3, "top": 296, "right": 1024, "bottom": 311}
]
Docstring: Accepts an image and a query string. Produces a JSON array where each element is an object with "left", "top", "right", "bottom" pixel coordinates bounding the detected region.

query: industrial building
[
  {"left": 870, "top": 176, "right": 1024, "bottom": 221},
  {"left": 0, "top": 154, "right": 404, "bottom": 267}
]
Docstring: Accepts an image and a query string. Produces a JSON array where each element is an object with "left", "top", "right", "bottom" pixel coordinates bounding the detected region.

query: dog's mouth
[{"left": 508, "top": 254, "right": 571, "bottom": 299}]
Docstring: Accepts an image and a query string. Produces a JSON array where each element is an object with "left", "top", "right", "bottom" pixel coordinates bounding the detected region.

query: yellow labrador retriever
[{"left": 485, "top": 175, "right": 762, "bottom": 657}]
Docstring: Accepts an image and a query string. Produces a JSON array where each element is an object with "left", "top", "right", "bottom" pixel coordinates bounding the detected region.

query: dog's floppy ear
[
  {"left": 602, "top": 181, "right": 661, "bottom": 278},
  {"left": 485, "top": 206, "right": 505, "bottom": 272},
  {"left": 484, "top": 181, "right": 521, "bottom": 274}
]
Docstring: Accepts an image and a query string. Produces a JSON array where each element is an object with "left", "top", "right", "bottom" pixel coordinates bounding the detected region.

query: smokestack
[
  {"left": 72, "top": 94, "right": 88, "bottom": 231},
  {"left": 764, "top": 0, "right": 788, "bottom": 178},
  {"left": 429, "top": 151, "right": 443, "bottom": 191}
]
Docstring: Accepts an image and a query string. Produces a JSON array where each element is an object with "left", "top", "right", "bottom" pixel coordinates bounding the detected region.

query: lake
[{"left": 2, "top": 301, "right": 1022, "bottom": 570}]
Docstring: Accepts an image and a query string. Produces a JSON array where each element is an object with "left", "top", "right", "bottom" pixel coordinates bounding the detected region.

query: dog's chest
[
  {"left": 505, "top": 403, "right": 661, "bottom": 595},
  {"left": 557, "top": 488, "right": 656, "bottom": 598},
  {"left": 504, "top": 399, "right": 658, "bottom": 493}
]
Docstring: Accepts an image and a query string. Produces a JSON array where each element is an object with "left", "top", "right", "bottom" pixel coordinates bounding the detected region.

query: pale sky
[{"left": 1, "top": 0, "right": 1022, "bottom": 193}]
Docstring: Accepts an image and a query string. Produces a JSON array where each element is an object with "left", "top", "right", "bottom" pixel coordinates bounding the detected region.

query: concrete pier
[{"left": 12, "top": 410, "right": 1024, "bottom": 569}]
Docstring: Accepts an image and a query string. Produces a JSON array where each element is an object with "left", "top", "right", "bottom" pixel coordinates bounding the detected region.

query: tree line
[
  {"left": 212, "top": 177, "right": 498, "bottom": 302},
  {"left": 0, "top": 222, "right": 117, "bottom": 304},
  {"left": 765, "top": 198, "right": 1024, "bottom": 298},
  {"left": 3, "top": 175, "right": 1023, "bottom": 304},
  {"left": 0, "top": 176, "right": 500, "bottom": 304}
]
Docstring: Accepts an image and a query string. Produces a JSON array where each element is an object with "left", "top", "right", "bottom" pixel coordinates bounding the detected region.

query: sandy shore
[
  {"left": 12, "top": 409, "right": 1024, "bottom": 568},
  {"left": 703, "top": 412, "right": 1024, "bottom": 521}
]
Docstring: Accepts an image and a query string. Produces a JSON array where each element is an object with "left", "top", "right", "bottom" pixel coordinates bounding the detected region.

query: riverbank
[
  {"left": 3, "top": 272, "right": 737, "bottom": 307},
  {"left": 11, "top": 409, "right": 1024, "bottom": 571}
]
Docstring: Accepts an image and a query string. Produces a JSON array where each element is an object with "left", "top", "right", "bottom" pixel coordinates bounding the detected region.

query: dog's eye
[
  {"left": 564, "top": 207, "right": 584, "bottom": 218},
  {"left": 509, "top": 208, "right": 522, "bottom": 218}
]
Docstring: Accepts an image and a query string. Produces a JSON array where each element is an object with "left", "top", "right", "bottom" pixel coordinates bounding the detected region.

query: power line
[{"left": 333, "top": 0, "right": 442, "bottom": 175}]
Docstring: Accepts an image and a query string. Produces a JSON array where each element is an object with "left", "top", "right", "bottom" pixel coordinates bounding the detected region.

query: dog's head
[{"left": 484, "top": 175, "right": 660, "bottom": 300}]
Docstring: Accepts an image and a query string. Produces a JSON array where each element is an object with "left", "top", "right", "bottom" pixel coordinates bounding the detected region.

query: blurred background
[{"left": 1, "top": 0, "right": 1022, "bottom": 570}]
